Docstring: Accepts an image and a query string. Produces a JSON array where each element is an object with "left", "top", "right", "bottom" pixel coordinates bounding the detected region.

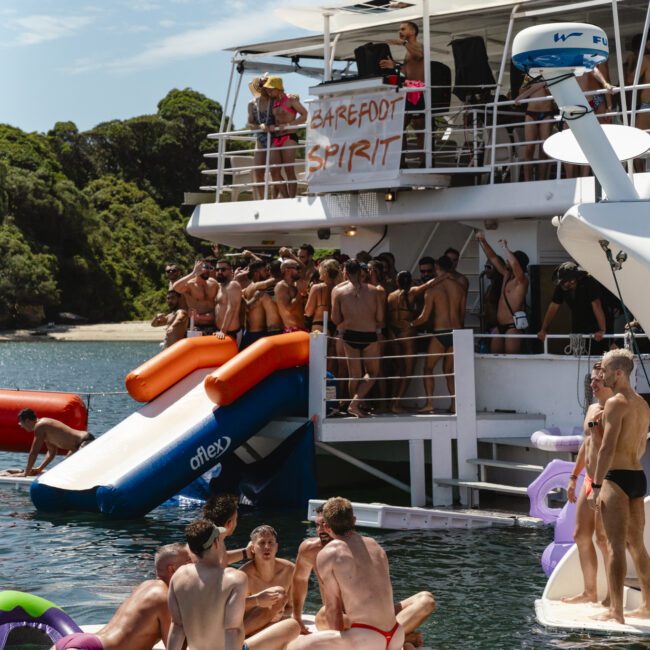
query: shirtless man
[
  {"left": 379, "top": 22, "right": 425, "bottom": 163},
  {"left": 298, "top": 244, "right": 318, "bottom": 285},
  {"left": 164, "top": 264, "right": 188, "bottom": 310},
  {"left": 172, "top": 259, "right": 218, "bottom": 333},
  {"left": 409, "top": 256, "right": 465, "bottom": 413},
  {"left": 292, "top": 506, "right": 435, "bottom": 645},
  {"left": 241, "top": 261, "right": 272, "bottom": 349},
  {"left": 275, "top": 260, "right": 308, "bottom": 332},
  {"left": 288, "top": 497, "right": 404, "bottom": 650},
  {"left": 242, "top": 525, "right": 295, "bottom": 635},
  {"left": 443, "top": 248, "right": 469, "bottom": 293},
  {"left": 214, "top": 259, "right": 243, "bottom": 345},
  {"left": 15, "top": 409, "right": 94, "bottom": 477},
  {"left": 589, "top": 348, "right": 650, "bottom": 624},
  {"left": 476, "top": 233, "right": 529, "bottom": 354},
  {"left": 151, "top": 290, "right": 188, "bottom": 349},
  {"left": 52, "top": 543, "right": 192, "bottom": 650},
  {"left": 562, "top": 362, "right": 613, "bottom": 605},
  {"left": 168, "top": 520, "right": 299, "bottom": 650},
  {"left": 331, "top": 259, "right": 385, "bottom": 418}
]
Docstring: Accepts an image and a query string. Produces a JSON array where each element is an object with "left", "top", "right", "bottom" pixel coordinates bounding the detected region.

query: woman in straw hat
[
  {"left": 262, "top": 76, "right": 308, "bottom": 199},
  {"left": 247, "top": 75, "right": 275, "bottom": 199}
]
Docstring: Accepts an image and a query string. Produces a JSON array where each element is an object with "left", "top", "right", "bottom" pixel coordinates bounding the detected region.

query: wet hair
[
  {"left": 320, "top": 258, "right": 340, "bottom": 280},
  {"left": 18, "top": 408, "right": 36, "bottom": 422},
  {"left": 403, "top": 20, "right": 419, "bottom": 36},
  {"left": 355, "top": 250, "right": 372, "bottom": 264},
  {"left": 322, "top": 497, "right": 355, "bottom": 535},
  {"left": 378, "top": 252, "right": 395, "bottom": 265},
  {"left": 513, "top": 251, "right": 529, "bottom": 273},
  {"left": 248, "top": 260, "right": 266, "bottom": 277},
  {"left": 185, "top": 519, "right": 220, "bottom": 558},
  {"left": 250, "top": 524, "right": 278, "bottom": 542},
  {"left": 602, "top": 348, "right": 634, "bottom": 377},
  {"left": 443, "top": 247, "right": 460, "bottom": 258},
  {"left": 154, "top": 542, "right": 188, "bottom": 577},
  {"left": 397, "top": 270, "right": 412, "bottom": 293},
  {"left": 203, "top": 493, "right": 238, "bottom": 526},
  {"left": 299, "top": 243, "right": 314, "bottom": 256},
  {"left": 216, "top": 258, "right": 232, "bottom": 268},
  {"left": 418, "top": 256, "right": 435, "bottom": 267},
  {"left": 437, "top": 255, "right": 454, "bottom": 272},
  {"left": 592, "top": 361, "right": 602, "bottom": 371},
  {"left": 269, "top": 259, "right": 282, "bottom": 280},
  {"left": 344, "top": 259, "right": 361, "bottom": 277}
]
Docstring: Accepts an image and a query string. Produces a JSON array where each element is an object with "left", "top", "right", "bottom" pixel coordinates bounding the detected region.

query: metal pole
[
  {"left": 630, "top": 2, "right": 650, "bottom": 173},
  {"left": 422, "top": 0, "right": 432, "bottom": 168},
  {"left": 490, "top": 5, "right": 519, "bottom": 184},
  {"left": 610, "top": 0, "right": 628, "bottom": 127},
  {"left": 219, "top": 60, "right": 237, "bottom": 134},
  {"left": 226, "top": 69, "right": 245, "bottom": 134},
  {"left": 323, "top": 12, "right": 332, "bottom": 82}
]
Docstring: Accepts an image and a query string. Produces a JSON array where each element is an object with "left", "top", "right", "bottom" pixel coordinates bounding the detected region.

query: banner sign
[{"left": 305, "top": 90, "right": 405, "bottom": 189}]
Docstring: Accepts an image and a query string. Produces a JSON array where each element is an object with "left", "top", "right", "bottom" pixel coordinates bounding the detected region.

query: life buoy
[{"left": 530, "top": 426, "right": 583, "bottom": 453}]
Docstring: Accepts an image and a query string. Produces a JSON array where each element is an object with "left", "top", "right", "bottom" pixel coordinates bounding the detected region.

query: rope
[
  {"left": 328, "top": 352, "right": 453, "bottom": 360},
  {"left": 327, "top": 372, "right": 454, "bottom": 382},
  {"left": 325, "top": 331, "right": 453, "bottom": 344},
  {"left": 337, "top": 394, "right": 455, "bottom": 402}
]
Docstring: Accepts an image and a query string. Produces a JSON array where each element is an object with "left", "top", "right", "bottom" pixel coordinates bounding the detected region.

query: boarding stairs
[{"left": 435, "top": 412, "right": 574, "bottom": 508}]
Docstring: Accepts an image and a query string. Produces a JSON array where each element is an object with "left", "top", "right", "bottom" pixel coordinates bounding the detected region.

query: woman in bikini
[
  {"left": 263, "top": 76, "right": 308, "bottom": 198},
  {"left": 515, "top": 74, "right": 556, "bottom": 182},
  {"left": 387, "top": 271, "right": 417, "bottom": 413},
  {"left": 247, "top": 76, "right": 275, "bottom": 200}
]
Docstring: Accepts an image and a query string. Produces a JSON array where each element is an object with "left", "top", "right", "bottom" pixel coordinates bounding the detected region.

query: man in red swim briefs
[
  {"left": 51, "top": 543, "right": 191, "bottom": 650},
  {"left": 287, "top": 497, "right": 404, "bottom": 650},
  {"left": 562, "top": 362, "right": 613, "bottom": 606}
]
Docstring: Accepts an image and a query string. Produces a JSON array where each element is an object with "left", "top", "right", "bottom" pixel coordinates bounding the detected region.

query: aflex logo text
[
  {"left": 553, "top": 32, "right": 583, "bottom": 42},
  {"left": 190, "top": 437, "right": 231, "bottom": 470}
]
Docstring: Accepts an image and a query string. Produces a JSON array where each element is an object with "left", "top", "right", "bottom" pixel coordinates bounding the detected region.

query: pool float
[
  {"left": 527, "top": 459, "right": 582, "bottom": 576},
  {"left": 0, "top": 590, "right": 81, "bottom": 649},
  {"left": 530, "top": 426, "right": 583, "bottom": 453}
]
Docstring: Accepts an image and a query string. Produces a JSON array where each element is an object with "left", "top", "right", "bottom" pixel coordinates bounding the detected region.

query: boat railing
[{"left": 201, "top": 79, "right": 650, "bottom": 201}]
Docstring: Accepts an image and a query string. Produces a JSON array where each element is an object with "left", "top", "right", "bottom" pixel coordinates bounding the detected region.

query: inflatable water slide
[{"left": 29, "top": 332, "right": 310, "bottom": 518}]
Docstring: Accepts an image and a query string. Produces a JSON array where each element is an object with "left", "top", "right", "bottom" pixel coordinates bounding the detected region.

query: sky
[{"left": 0, "top": 0, "right": 325, "bottom": 134}]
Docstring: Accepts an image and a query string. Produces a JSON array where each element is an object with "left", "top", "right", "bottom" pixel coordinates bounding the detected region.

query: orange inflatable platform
[
  {"left": 0, "top": 390, "right": 88, "bottom": 453},
  {"left": 204, "top": 331, "right": 310, "bottom": 406},
  {"left": 126, "top": 336, "right": 239, "bottom": 403}
]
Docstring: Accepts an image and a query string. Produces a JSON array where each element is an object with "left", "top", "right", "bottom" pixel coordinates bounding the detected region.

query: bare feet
[
  {"left": 417, "top": 404, "right": 433, "bottom": 414},
  {"left": 391, "top": 403, "right": 407, "bottom": 414},
  {"left": 601, "top": 596, "right": 610, "bottom": 608},
  {"left": 627, "top": 607, "right": 650, "bottom": 619},
  {"left": 348, "top": 404, "right": 369, "bottom": 418},
  {"left": 405, "top": 631, "right": 424, "bottom": 646},
  {"left": 561, "top": 592, "right": 598, "bottom": 604},
  {"left": 591, "top": 609, "right": 625, "bottom": 624}
]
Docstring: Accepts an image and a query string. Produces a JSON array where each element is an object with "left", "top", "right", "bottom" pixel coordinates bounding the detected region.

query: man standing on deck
[
  {"left": 213, "top": 259, "right": 243, "bottom": 346},
  {"left": 409, "top": 256, "right": 465, "bottom": 413},
  {"left": 275, "top": 260, "right": 309, "bottom": 333},
  {"left": 172, "top": 259, "right": 219, "bottom": 334},
  {"left": 241, "top": 261, "right": 279, "bottom": 349},
  {"left": 292, "top": 505, "right": 436, "bottom": 645},
  {"left": 331, "top": 259, "right": 385, "bottom": 418},
  {"left": 589, "top": 349, "right": 650, "bottom": 624},
  {"left": 562, "top": 362, "right": 613, "bottom": 605},
  {"left": 288, "top": 497, "right": 404, "bottom": 650},
  {"left": 379, "top": 22, "right": 425, "bottom": 164},
  {"left": 14, "top": 409, "right": 94, "bottom": 477},
  {"left": 442, "top": 247, "right": 469, "bottom": 294},
  {"left": 151, "top": 290, "right": 188, "bottom": 349},
  {"left": 51, "top": 543, "right": 192, "bottom": 650}
]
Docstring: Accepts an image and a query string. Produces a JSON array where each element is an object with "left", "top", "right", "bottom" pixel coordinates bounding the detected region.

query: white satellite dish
[{"left": 543, "top": 124, "right": 650, "bottom": 165}]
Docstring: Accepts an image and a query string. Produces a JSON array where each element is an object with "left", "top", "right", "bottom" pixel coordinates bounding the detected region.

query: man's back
[
  {"left": 338, "top": 283, "right": 378, "bottom": 332},
  {"left": 37, "top": 418, "right": 86, "bottom": 450}
]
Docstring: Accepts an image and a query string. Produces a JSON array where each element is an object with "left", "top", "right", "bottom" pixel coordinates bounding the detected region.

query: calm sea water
[{"left": 0, "top": 341, "right": 648, "bottom": 649}]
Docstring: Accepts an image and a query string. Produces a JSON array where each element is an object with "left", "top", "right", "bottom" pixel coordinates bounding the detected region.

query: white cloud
[
  {"left": 11, "top": 14, "right": 94, "bottom": 45},
  {"left": 159, "top": 19, "right": 175, "bottom": 28}
]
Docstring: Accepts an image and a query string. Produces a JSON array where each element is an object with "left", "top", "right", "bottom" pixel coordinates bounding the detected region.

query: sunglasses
[{"left": 165, "top": 268, "right": 178, "bottom": 273}]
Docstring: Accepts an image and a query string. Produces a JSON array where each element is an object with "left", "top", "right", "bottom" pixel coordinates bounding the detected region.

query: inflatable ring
[
  {"left": 530, "top": 426, "right": 583, "bottom": 453},
  {"left": 527, "top": 458, "right": 582, "bottom": 522},
  {"left": 0, "top": 590, "right": 81, "bottom": 649}
]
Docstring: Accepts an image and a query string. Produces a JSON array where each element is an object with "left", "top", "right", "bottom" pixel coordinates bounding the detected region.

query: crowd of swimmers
[{"left": 52, "top": 495, "right": 436, "bottom": 650}]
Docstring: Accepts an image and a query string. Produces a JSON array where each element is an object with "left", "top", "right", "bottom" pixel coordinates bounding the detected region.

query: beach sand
[{"left": 0, "top": 321, "right": 164, "bottom": 343}]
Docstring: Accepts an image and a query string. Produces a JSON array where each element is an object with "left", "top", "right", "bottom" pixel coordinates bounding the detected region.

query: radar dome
[{"left": 512, "top": 23, "right": 608, "bottom": 75}]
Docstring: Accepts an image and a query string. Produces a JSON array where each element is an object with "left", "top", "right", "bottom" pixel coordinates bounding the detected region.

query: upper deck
[{"left": 187, "top": 0, "right": 650, "bottom": 247}]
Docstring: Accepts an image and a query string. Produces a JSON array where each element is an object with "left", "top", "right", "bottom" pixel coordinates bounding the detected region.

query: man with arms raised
[
  {"left": 332, "top": 259, "right": 385, "bottom": 418},
  {"left": 562, "top": 362, "right": 612, "bottom": 605},
  {"left": 409, "top": 256, "right": 465, "bottom": 413},
  {"left": 172, "top": 259, "right": 219, "bottom": 334},
  {"left": 275, "top": 260, "right": 309, "bottom": 332},
  {"left": 168, "top": 520, "right": 299, "bottom": 650},
  {"left": 14, "top": 409, "right": 94, "bottom": 477},
  {"left": 589, "top": 349, "right": 650, "bottom": 624},
  {"left": 151, "top": 290, "right": 188, "bottom": 349},
  {"left": 288, "top": 497, "right": 404, "bottom": 650},
  {"left": 242, "top": 525, "right": 295, "bottom": 635},
  {"left": 52, "top": 543, "right": 191, "bottom": 650},
  {"left": 476, "top": 233, "right": 529, "bottom": 354},
  {"left": 214, "top": 259, "right": 243, "bottom": 345},
  {"left": 292, "top": 506, "right": 435, "bottom": 645}
]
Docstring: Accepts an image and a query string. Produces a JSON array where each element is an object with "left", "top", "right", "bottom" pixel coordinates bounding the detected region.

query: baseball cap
[
  {"left": 202, "top": 525, "right": 227, "bottom": 550},
  {"left": 263, "top": 76, "right": 284, "bottom": 91},
  {"left": 554, "top": 261, "right": 583, "bottom": 285}
]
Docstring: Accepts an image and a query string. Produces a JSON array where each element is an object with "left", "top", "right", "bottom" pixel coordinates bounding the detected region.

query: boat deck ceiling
[{"left": 229, "top": 0, "right": 648, "bottom": 65}]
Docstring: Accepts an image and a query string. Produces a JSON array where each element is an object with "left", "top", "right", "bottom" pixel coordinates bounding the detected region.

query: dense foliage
[{"left": 0, "top": 89, "right": 222, "bottom": 326}]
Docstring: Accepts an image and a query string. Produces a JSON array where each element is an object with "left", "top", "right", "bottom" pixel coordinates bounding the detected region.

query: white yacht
[{"left": 184, "top": 0, "right": 650, "bottom": 519}]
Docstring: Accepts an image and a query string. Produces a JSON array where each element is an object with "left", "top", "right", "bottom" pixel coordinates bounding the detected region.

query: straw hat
[
  {"left": 263, "top": 76, "right": 284, "bottom": 92},
  {"left": 248, "top": 74, "right": 268, "bottom": 97}
]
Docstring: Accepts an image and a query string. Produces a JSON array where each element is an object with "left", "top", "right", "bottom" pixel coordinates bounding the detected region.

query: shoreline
[{"left": 0, "top": 321, "right": 164, "bottom": 342}]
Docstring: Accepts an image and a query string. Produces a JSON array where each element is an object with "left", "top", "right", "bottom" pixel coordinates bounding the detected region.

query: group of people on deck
[{"left": 52, "top": 495, "right": 436, "bottom": 650}]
